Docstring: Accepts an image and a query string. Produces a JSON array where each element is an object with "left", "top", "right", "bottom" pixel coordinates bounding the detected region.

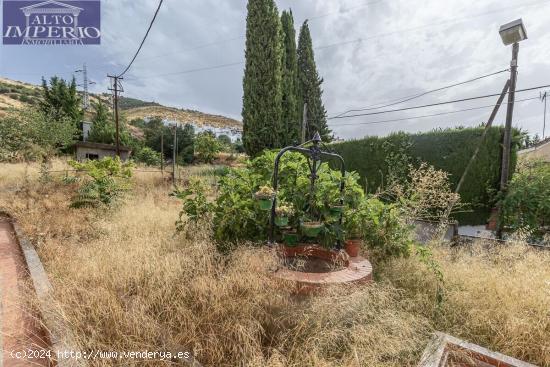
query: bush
[
  {"left": 195, "top": 131, "right": 221, "bottom": 163},
  {"left": 68, "top": 157, "right": 134, "bottom": 208},
  {"left": 332, "top": 127, "right": 521, "bottom": 221},
  {"left": 359, "top": 198, "right": 414, "bottom": 262},
  {"left": 172, "top": 178, "right": 214, "bottom": 234},
  {"left": 501, "top": 160, "right": 550, "bottom": 237},
  {"left": 134, "top": 147, "right": 161, "bottom": 167},
  {"left": 0, "top": 108, "right": 78, "bottom": 162}
]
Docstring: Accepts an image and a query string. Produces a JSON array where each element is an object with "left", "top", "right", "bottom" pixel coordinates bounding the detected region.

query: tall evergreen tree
[
  {"left": 280, "top": 9, "right": 301, "bottom": 146},
  {"left": 297, "top": 21, "right": 332, "bottom": 142},
  {"left": 39, "top": 76, "right": 83, "bottom": 129},
  {"left": 242, "top": 0, "right": 284, "bottom": 156},
  {"left": 88, "top": 99, "right": 131, "bottom": 145}
]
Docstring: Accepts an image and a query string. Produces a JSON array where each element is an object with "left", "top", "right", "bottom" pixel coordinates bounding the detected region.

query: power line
[
  {"left": 88, "top": 0, "right": 385, "bottom": 69},
  {"left": 332, "top": 69, "right": 509, "bottom": 118},
  {"left": 328, "top": 84, "right": 550, "bottom": 120},
  {"left": 121, "top": 0, "right": 549, "bottom": 81},
  {"left": 117, "top": 0, "right": 164, "bottom": 77},
  {"left": 124, "top": 61, "right": 243, "bottom": 81},
  {"left": 328, "top": 96, "right": 539, "bottom": 127}
]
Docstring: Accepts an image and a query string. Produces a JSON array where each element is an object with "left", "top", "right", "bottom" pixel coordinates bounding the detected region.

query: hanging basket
[
  {"left": 329, "top": 205, "right": 344, "bottom": 216},
  {"left": 301, "top": 222, "right": 324, "bottom": 237},
  {"left": 282, "top": 231, "right": 299, "bottom": 246},
  {"left": 257, "top": 198, "right": 273, "bottom": 211},
  {"left": 275, "top": 216, "right": 289, "bottom": 227}
]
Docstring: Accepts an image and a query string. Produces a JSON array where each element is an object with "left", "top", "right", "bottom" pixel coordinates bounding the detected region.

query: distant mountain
[{"left": 0, "top": 77, "right": 242, "bottom": 135}]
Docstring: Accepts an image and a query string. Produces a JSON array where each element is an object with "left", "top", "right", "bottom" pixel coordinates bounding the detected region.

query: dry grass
[{"left": 1, "top": 160, "right": 549, "bottom": 367}]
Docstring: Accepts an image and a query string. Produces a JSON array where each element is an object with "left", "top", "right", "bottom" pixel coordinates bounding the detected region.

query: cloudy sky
[{"left": 1, "top": 0, "right": 550, "bottom": 140}]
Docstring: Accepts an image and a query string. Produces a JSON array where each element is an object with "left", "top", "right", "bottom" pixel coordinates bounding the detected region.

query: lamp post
[
  {"left": 498, "top": 19, "right": 527, "bottom": 191},
  {"left": 497, "top": 19, "right": 527, "bottom": 238}
]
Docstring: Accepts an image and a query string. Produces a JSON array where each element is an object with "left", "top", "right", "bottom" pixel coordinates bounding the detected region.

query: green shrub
[
  {"left": 68, "top": 157, "right": 134, "bottom": 208},
  {"left": 360, "top": 198, "right": 414, "bottom": 262},
  {"left": 501, "top": 160, "right": 550, "bottom": 238},
  {"left": 134, "top": 146, "right": 161, "bottom": 167},
  {"left": 195, "top": 131, "right": 222, "bottom": 163},
  {"left": 332, "top": 127, "right": 521, "bottom": 221},
  {"left": 172, "top": 179, "right": 214, "bottom": 232},
  {"left": 0, "top": 108, "right": 78, "bottom": 162},
  {"left": 172, "top": 150, "right": 418, "bottom": 262}
]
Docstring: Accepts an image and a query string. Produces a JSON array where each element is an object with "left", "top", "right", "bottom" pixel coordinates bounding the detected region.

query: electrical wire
[
  {"left": 117, "top": 0, "right": 164, "bottom": 78},
  {"left": 331, "top": 69, "right": 509, "bottom": 118},
  {"left": 328, "top": 84, "right": 550, "bottom": 120},
  {"left": 123, "top": 61, "right": 243, "bottom": 81},
  {"left": 328, "top": 96, "right": 539, "bottom": 127}
]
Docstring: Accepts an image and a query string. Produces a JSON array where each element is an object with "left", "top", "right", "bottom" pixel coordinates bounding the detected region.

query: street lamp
[
  {"left": 497, "top": 19, "right": 527, "bottom": 239},
  {"left": 499, "top": 18, "right": 528, "bottom": 45}
]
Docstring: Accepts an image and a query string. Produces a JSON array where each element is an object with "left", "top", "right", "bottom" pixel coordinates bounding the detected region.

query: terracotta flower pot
[{"left": 344, "top": 239, "right": 361, "bottom": 257}]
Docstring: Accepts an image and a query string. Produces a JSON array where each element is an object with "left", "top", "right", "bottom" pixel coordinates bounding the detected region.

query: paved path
[{"left": 0, "top": 218, "right": 52, "bottom": 366}]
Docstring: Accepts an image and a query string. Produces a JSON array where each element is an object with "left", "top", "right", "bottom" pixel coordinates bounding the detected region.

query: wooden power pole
[
  {"left": 172, "top": 124, "right": 177, "bottom": 182},
  {"left": 107, "top": 75, "right": 123, "bottom": 157},
  {"left": 160, "top": 131, "right": 164, "bottom": 174}
]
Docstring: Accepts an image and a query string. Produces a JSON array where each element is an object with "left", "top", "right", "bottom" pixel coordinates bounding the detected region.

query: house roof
[
  {"left": 75, "top": 141, "right": 132, "bottom": 152},
  {"left": 20, "top": 1, "right": 83, "bottom": 11}
]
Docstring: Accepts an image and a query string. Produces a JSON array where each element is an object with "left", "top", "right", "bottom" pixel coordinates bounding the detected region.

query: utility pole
[
  {"left": 301, "top": 103, "right": 308, "bottom": 143},
  {"left": 172, "top": 124, "right": 177, "bottom": 182},
  {"left": 75, "top": 63, "right": 95, "bottom": 110},
  {"left": 107, "top": 75, "right": 123, "bottom": 157},
  {"left": 160, "top": 131, "right": 164, "bottom": 174},
  {"left": 82, "top": 63, "right": 89, "bottom": 109},
  {"left": 541, "top": 91, "right": 548, "bottom": 140},
  {"left": 500, "top": 42, "right": 519, "bottom": 192}
]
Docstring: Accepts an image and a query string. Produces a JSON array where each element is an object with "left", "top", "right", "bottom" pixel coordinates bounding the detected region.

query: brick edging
[{"left": 1, "top": 212, "right": 86, "bottom": 367}]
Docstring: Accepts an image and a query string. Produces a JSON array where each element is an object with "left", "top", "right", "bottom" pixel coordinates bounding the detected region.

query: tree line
[
  {"left": 0, "top": 76, "right": 242, "bottom": 165},
  {"left": 242, "top": 1, "right": 331, "bottom": 156}
]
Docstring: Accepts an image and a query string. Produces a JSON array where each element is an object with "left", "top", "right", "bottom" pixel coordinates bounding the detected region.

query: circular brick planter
[{"left": 273, "top": 244, "right": 373, "bottom": 294}]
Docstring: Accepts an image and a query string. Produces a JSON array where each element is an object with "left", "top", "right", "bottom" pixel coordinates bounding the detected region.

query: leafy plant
[
  {"left": 255, "top": 185, "right": 275, "bottom": 199},
  {"left": 275, "top": 204, "right": 294, "bottom": 217},
  {"left": 0, "top": 107, "right": 78, "bottom": 162},
  {"left": 500, "top": 159, "right": 550, "bottom": 238},
  {"left": 173, "top": 179, "right": 214, "bottom": 232},
  {"left": 68, "top": 157, "right": 133, "bottom": 208},
  {"left": 343, "top": 197, "right": 414, "bottom": 262},
  {"left": 195, "top": 131, "right": 222, "bottom": 163},
  {"left": 134, "top": 147, "right": 162, "bottom": 167}
]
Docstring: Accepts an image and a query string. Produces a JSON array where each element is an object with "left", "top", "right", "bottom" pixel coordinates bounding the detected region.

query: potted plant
[
  {"left": 301, "top": 216, "right": 324, "bottom": 238},
  {"left": 254, "top": 185, "right": 275, "bottom": 210},
  {"left": 282, "top": 228, "right": 299, "bottom": 246},
  {"left": 275, "top": 204, "right": 294, "bottom": 227},
  {"left": 329, "top": 201, "right": 345, "bottom": 217},
  {"left": 343, "top": 208, "right": 363, "bottom": 257}
]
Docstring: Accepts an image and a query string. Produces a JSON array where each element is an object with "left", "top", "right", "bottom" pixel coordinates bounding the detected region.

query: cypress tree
[
  {"left": 242, "top": 0, "right": 284, "bottom": 156},
  {"left": 280, "top": 9, "right": 300, "bottom": 146},
  {"left": 297, "top": 20, "right": 332, "bottom": 142}
]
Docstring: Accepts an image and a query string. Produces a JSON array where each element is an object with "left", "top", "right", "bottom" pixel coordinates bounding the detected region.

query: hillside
[
  {"left": 0, "top": 77, "right": 242, "bottom": 131},
  {"left": 123, "top": 105, "right": 242, "bottom": 130}
]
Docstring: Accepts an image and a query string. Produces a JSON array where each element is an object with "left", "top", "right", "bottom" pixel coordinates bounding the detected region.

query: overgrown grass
[{"left": 0, "top": 161, "right": 548, "bottom": 366}]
